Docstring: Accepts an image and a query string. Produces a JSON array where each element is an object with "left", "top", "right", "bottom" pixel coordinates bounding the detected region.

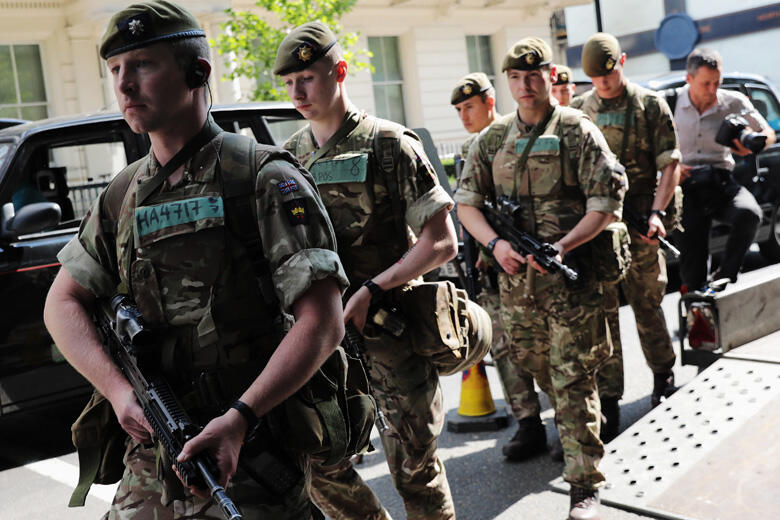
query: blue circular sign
[{"left": 655, "top": 13, "right": 699, "bottom": 60}]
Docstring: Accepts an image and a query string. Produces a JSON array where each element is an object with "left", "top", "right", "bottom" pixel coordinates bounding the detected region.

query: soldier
[
  {"left": 551, "top": 64, "right": 576, "bottom": 106},
  {"left": 451, "top": 72, "right": 548, "bottom": 461},
  {"left": 456, "top": 37, "right": 627, "bottom": 520},
  {"left": 571, "top": 33, "right": 681, "bottom": 429},
  {"left": 43, "top": 2, "right": 349, "bottom": 518},
  {"left": 274, "top": 22, "right": 458, "bottom": 520}
]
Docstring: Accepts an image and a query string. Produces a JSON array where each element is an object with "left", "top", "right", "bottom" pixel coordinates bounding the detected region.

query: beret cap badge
[
  {"left": 524, "top": 52, "right": 539, "bottom": 66},
  {"left": 128, "top": 18, "right": 145, "bottom": 36},
  {"left": 558, "top": 71, "right": 569, "bottom": 82},
  {"left": 605, "top": 56, "right": 616, "bottom": 72},
  {"left": 294, "top": 42, "right": 314, "bottom": 63},
  {"left": 461, "top": 84, "right": 473, "bottom": 96}
]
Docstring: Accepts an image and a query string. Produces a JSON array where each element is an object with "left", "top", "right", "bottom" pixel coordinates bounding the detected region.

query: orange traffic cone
[
  {"left": 458, "top": 361, "right": 496, "bottom": 416},
  {"left": 446, "top": 360, "right": 509, "bottom": 432}
]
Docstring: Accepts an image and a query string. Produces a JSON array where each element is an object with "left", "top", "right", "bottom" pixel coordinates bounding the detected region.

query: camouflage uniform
[
  {"left": 58, "top": 130, "right": 348, "bottom": 519},
  {"left": 455, "top": 106, "right": 627, "bottom": 489},
  {"left": 571, "top": 82, "right": 681, "bottom": 398},
  {"left": 285, "top": 107, "right": 456, "bottom": 520},
  {"left": 460, "top": 136, "right": 542, "bottom": 422}
]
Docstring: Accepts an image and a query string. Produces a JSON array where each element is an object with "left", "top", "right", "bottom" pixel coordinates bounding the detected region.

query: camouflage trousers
[
  {"left": 310, "top": 329, "right": 454, "bottom": 520},
  {"left": 477, "top": 283, "right": 541, "bottom": 420},
  {"left": 598, "top": 233, "right": 676, "bottom": 399},
  {"left": 498, "top": 270, "right": 609, "bottom": 489},
  {"left": 104, "top": 438, "right": 312, "bottom": 519}
]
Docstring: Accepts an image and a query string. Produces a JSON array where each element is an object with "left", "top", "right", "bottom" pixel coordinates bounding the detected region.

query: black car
[
  {"left": 0, "top": 103, "right": 305, "bottom": 417},
  {"left": 643, "top": 72, "right": 780, "bottom": 265}
]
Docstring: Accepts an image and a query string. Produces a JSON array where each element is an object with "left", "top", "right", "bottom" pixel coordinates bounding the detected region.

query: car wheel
[{"left": 759, "top": 204, "right": 780, "bottom": 262}]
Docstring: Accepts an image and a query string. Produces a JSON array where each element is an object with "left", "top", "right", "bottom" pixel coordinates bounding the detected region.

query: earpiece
[{"left": 186, "top": 60, "right": 208, "bottom": 89}]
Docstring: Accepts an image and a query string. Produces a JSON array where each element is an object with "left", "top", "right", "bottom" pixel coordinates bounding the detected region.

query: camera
[{"left": 715, "top": 113, "right": 767, "bottom": 154}]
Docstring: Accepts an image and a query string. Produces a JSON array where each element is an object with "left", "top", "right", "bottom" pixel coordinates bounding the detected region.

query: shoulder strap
[
  {"left": 372, "top": 119, "right": 407, "bottom": 240},
  {"left": 619, "top": 84, "right": 636, "bottom": 164},
  {"left": 100, "top": 158, "right": 144, "bottom": 235},
  {"left": 220, "top": 132, "right": 279, "bottom": 309}
]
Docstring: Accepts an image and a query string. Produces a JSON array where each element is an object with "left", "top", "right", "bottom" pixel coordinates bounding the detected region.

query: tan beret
[
  {"left": 581, "top": 33, "right": 622, "bottom": 77},
  {"left": 451, "top": 73, "right": 492, "bottom": 105},
  {"left": 553, "top": 64, "right": 572, "bottom": 85},
  {"left": 273, "top": 21, "right": 338, "bottom": 75},
  {"left": 501, "top": 37, "right": 552, "bottom": 72}
]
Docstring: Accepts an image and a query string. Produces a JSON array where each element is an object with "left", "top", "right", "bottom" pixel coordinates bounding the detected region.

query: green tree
[{"left": 212, "top": 0, "right": 372, "bottom": 101}]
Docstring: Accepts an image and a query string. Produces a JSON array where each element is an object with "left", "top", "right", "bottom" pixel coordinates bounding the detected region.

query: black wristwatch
[
  {"left": 487, "top": 236, "right": 501, "bottom": 254},
  {"left": 231, "top": 400, "right": 259, "bottom": 432},
  {"left": 362, "top": 279, "right": 385, "bottom": 303},
  {"left": 649, "top": 209, "right": 667, "bottom": 219}
]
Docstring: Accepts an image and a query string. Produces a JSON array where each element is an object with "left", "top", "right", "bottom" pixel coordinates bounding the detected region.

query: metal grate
[{"left": 551, "top": 357, "right": 780, "bottom": 520}]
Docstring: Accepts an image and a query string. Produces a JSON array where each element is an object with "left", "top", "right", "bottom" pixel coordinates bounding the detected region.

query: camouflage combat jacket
[
  {"left": 58, "top": 131, "right": 348, "bottom": 400},
  {"left": 284, "top": 106, "right": 454, "bottom": 291},
  {"left": 570, "top": 82, "right": 681, "bottom": 199},
  {"left": 455, "top": 106, "right": 626, "bottom": 243}
]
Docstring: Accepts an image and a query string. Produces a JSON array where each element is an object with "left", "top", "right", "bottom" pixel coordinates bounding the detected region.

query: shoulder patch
[
  {"left": 283, "top": 197, "right": 309, "bottom": 226},
  {"left": 278, "top": 178, "right": 299, "bottom": 194}
]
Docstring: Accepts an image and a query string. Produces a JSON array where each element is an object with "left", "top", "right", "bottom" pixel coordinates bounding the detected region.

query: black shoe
[
  {"left": 502, "top": 416, "right": 547, "bottom": 461},
  {"left": 600, "top": 397, "right": 620, "bottom": 443},
  {"left": 651, "top": 371, "right": 676, "bottom": 408},
  {"left": 569, "top": 486, "right": 600, "bottom": 520}
]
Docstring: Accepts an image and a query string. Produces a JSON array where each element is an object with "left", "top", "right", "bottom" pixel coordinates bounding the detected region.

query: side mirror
[{"left": 1, "top": 201, "right": 62, "bottom": 240}]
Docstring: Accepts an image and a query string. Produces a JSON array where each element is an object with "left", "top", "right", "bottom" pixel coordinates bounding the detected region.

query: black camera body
[{"left": 715, "top": 113, "right": 767, "bottom": 154}]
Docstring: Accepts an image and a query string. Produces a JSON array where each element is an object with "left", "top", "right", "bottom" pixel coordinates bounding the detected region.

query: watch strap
[{"left": 231, "top": 400, "right": 258, "bottom": 431}]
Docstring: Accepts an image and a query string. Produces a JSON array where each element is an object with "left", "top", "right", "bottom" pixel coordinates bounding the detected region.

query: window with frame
[
  {"left": 466, "top": 35, "right": 495, "bottom": 82},
  {"left": 369, "top": 36, "right": 406, "bottom": 126},
  {"left": 0, "top": 44, "right": 48, "bottom": 120}
]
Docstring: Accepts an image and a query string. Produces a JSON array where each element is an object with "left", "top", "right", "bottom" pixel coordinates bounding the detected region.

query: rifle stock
[{"left": 94, "top": 295, "right": 242, "bottom": 520}]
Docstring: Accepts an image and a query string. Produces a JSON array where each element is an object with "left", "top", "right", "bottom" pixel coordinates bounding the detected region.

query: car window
[
  {"left": 47, "top": 140, "right": 128, "bottom": 220},
  {"left": 266, "top": 116, "right": 307, "bottom": 145},
  {"left": 747, "top": 87, "right": 780, "bottom": 131}
]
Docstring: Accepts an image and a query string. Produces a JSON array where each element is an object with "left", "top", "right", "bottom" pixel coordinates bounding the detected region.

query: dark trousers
[{"left": 679, "top": 183, "right": 761, "bottom": 289}]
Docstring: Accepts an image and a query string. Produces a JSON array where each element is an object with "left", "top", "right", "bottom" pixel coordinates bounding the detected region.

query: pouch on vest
[
  {"left": 69, "top": 390, "right": 127, "bottom": 507},
  {"left": 399, "top": 280, "right": 493, "bottom": 375},
  {"left": 270, "top": 345, "right": 376, "bottom": 466},
  {"left": 588, "top": 221, "right": 631, "bottom": 285}
]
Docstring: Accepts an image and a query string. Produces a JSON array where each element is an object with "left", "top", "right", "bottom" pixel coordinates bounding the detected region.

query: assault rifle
[
  {"left": 95, "top": 295, "right": 242, "bottom": 520},
  {"left": 481, "top": 196, "right": 579, "bottom": 282},
  {"left": 622, "top": 205, "right": 680, "bottom": 258}
]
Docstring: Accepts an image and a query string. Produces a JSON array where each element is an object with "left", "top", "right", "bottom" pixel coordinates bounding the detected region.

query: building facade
[{"left": 0, "top": 0, "right": 589, "bottom": 156}]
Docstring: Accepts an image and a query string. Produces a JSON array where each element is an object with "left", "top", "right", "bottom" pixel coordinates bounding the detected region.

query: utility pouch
[
  {"left": 270, "top": 346, "right": 375, "bottom": 466},
  {"left": 588, "top": 221, "right": 631, "bottom": 285},
  {"left": 68, "top": 390, "right": 127, "bottom": 507},
  {"left": 399, "top": 280, "right": 492, "bottom": 375}
]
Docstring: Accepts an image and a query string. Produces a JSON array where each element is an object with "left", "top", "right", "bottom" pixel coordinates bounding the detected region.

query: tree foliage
[{"left": 212, "top": 0, "right": 372, "bottom": 101}]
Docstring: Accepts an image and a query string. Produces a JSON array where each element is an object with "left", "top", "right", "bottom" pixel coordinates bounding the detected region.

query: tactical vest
[
  {"left": 480, "top": 108, "right": 586, "bottom": 241},
  {"left": 286, "top": 114, "right": 413, "bottom": 288}
]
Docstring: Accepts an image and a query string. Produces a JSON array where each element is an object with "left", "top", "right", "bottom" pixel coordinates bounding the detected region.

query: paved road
[{"left": 0, "top": 250, "right": 769, "bottom": 519}]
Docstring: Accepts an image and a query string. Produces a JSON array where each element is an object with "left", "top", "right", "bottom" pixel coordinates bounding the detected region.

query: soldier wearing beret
[
  {"left": 551, "top": 64, "right": 576, "bottom": 106},
  {"left": 451, "top": 73, "right": 548, "bottom": 462},
  {"left": 44, "top": 2, "right": 348, "bottom": 518},
  {"left": 571, "top": 33, "right": 681, "bottom": 427},
  {"left": 456, "top": 36, "right": 627, "bottom": 519},
  {"left": 275, "top": 21, "right": 458, "bottom": 520}
]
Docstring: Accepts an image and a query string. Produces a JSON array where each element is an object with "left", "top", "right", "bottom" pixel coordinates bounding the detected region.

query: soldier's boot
[
  {"left": 502, "top": 416, "right": 547, "bottom": 461},
  {"left": 568, "top": 486, "right": 600, "bottom": 520},
  {"left": 600, "top": 397, "right": 620, "bottom": 443},
  {"left": 651, "top": 371, "right": 676, "bottom": 408}
]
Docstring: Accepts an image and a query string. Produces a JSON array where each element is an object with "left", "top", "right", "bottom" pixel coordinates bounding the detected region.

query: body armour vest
[
  {"left": 104, "top": 133, "right": 304, "bottom": 396},
  {"left": 481, "top": 107, "right": 586, "bottom": 241},
  {"left": 286, "top": 113, "right": 411, "bottom": 288}
]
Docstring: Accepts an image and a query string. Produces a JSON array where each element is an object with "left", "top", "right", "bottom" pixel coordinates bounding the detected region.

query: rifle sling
[{"left": 136, "top": 118, "right": 223, "bottom": 206}]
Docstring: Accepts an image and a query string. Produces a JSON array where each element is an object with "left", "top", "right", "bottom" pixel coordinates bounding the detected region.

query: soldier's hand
[
  {"left": 111, "top": 388, "right": 153, "bottom": 445},
  {"left": 644, "top": 213, "right": 666, "bottom": 243},
  {"left": 344, "top": 286, "right": 372, "bottom": 332},
  {"left": 176, "top": 410, "right": 245, "bottom": 498},
  {"left": 493, "top": 239, "right": 526, "bottom": 275}
]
